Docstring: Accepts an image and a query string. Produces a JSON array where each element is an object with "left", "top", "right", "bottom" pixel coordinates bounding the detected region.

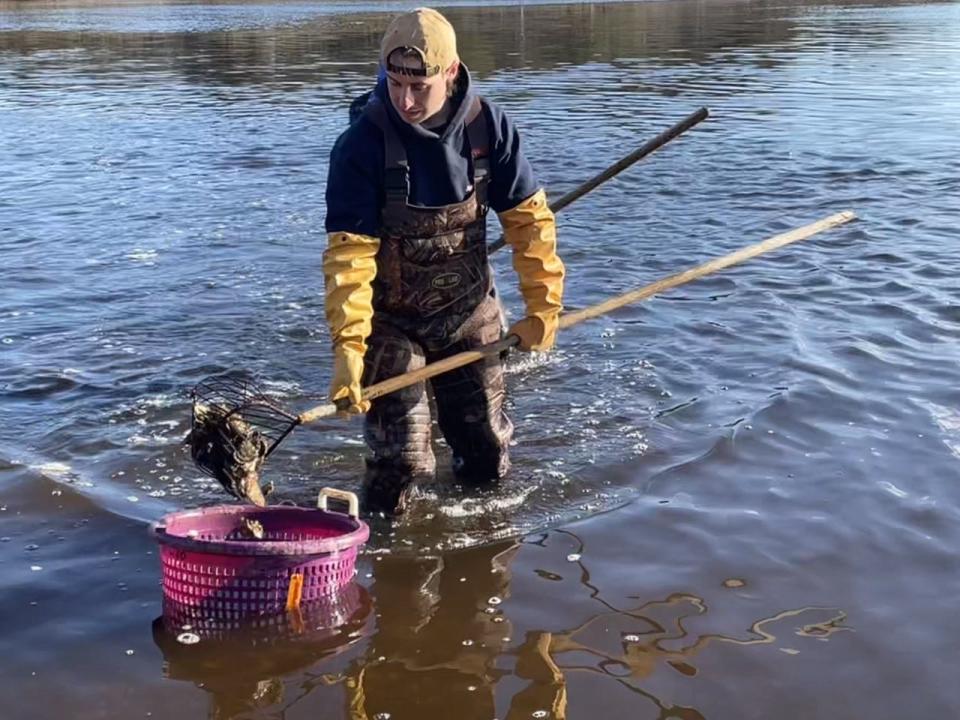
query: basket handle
[{"left": 317, "top": 487, "right": 359, "bottom": 519}]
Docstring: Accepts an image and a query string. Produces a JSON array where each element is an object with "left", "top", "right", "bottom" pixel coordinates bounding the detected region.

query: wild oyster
[
  {"left": 186, "top": 402, "right": 269, "bottom": 506},
  {"left": 239, "top": 517, "right": 265, "bottom": 540}
]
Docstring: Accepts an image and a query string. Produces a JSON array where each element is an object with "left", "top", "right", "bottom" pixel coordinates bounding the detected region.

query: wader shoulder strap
[
  {"left": 364, "top": 98, "right": 409, "bottom": 207},
  {"left": 465, "top": 97, "right": 490, "bottom": 209}
]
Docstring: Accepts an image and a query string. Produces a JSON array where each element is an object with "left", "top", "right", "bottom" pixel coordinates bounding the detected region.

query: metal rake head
[{"left": 185, "top": 374, "right": 300, "bottom": 504}]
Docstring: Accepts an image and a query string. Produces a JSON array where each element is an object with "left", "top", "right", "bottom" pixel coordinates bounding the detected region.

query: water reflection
[
  {"left": 342, "top": 540, "right": 523, "bottom": 719},
  {"left": 509, "top": 530, "right": 851, "bottom": 718},
  {"left": 152, "top": 582, "right": 373, "bottom": 719},
  {"left": 517, "top": 596, "right": 849, "bottom": 719},
  {"left": 152, "top": 530, "right": 850, "bottom": 719},
  {"left": 0, "top": 0, "right": 931, "bottom": 93}
]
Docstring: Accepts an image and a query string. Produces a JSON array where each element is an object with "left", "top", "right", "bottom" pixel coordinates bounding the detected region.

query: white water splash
[
  {"left": 878, "top": 480, "right": 908, "bottom": 499},
  {"left": 31, "top": 461, "right": 73, "bottom": 478},
  {"left": 126, "top": 249, "right": 158, "bottom": 262},
  {"left": 435, "top": 484, "right": 537, "bottom": 518}
]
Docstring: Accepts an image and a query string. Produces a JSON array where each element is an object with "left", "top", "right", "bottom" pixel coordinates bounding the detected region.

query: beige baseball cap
[{"left": 380, "top": 7, "right": 458, "bottom": 78}]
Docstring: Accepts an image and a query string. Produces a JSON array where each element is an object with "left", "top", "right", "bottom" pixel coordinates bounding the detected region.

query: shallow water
[{"left": 2, "top": 0, "right": 960, "bottom": 717}]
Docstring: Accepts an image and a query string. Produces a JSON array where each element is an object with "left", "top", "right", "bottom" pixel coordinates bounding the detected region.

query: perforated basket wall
[{"left": 154, "top": 504, "right": 369, "bottom": 618}]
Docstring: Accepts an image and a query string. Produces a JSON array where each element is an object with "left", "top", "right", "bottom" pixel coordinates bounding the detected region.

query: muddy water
[{"left": 2, "top": 0, "right": 960, "bottom": 717}]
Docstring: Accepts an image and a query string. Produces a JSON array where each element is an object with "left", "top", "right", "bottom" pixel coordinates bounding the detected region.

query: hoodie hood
[
  {"left": 326, "top": 66, "right": 540, "bottom": 236},
  {"left": 374, "top": 63, "right": 476, "bottom": 146}
]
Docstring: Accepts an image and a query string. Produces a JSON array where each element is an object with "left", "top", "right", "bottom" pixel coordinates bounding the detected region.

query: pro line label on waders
[{"left": 432, "top": 272, "right": 462, "bottom": 289}]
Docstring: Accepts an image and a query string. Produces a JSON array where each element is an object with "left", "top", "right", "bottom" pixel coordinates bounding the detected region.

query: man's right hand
[
  {"left": 323, "top": 230, "right": 380, "bottom": 415},
  {"left": 330, "top": 347, "right": 370, "bottom": 414}
]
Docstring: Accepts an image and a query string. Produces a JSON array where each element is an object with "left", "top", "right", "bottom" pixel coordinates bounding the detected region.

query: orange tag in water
[{"left": 286, "top": 572, "right": 304, "bottom": 610}]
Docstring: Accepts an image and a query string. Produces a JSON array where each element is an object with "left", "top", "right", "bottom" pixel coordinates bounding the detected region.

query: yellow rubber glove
[
  {"left": 498, "top": 189, "right": 565, "bottom": 351},
  {"left": 322, "top": 231, "right": 380, "bottom": 413}
]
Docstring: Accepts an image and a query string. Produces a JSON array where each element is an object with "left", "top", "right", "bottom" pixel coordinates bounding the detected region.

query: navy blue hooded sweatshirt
[{"left": 324, "top": 66, "right": 539, "bottom": 238}]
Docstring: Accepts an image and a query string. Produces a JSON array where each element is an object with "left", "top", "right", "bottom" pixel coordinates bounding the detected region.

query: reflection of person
[
  {"left": 323, "top": 7, "right": 565, "bottom": 514},
  {"left": 342, "top": 540, "right": 568, "bottom": 720}
]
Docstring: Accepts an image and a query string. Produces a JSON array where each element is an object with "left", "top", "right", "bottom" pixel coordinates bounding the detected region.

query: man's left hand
[{"left": 509, "top": 315, "right": 558, "bottom": 352}]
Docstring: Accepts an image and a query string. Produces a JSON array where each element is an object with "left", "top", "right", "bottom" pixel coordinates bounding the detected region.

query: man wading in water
[{"left": 323, "top": 7, "right": 565, "bottom": 515}]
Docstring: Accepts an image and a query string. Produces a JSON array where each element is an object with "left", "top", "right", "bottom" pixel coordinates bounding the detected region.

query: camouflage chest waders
[{"left": 361, "top": 97, "right": 513, "bottom": 513}]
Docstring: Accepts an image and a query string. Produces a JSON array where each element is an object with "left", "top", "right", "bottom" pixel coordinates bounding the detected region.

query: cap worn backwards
[{"left": 380, "top": 7, "right": 458, "bottom": 78}]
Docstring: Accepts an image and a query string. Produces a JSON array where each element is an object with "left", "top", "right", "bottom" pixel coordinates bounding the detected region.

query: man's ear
[{"left": 445, "top": 60, "right": 460, "bottom": 80}]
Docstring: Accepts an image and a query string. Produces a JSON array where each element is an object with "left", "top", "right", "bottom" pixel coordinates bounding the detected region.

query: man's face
[{"left": 386, "top": 53, "right": 458, "bottom": 125}]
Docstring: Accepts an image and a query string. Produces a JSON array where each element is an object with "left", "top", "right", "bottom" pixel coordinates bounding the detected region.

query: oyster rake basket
[{"left": 152, "top": 488, "right": 369, "bottom": 618}]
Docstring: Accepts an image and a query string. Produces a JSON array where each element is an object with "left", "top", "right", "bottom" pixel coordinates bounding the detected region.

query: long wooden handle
[
  {"left": 297, "top": 335, "right": 520, "bottom": 423},
  {"left": 487, "top": 107, "right": 709, "bottom": 254},
  {"left": 298, "top": 211, "right": 856, "bottom": 424},
  {"left": 560, "top": 210, "right": 856, "bottom": 328}
]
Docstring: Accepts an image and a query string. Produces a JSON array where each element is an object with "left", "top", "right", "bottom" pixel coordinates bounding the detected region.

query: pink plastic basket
[{"left": 153, "top": 488, "right": 369, "bottom": 618}]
